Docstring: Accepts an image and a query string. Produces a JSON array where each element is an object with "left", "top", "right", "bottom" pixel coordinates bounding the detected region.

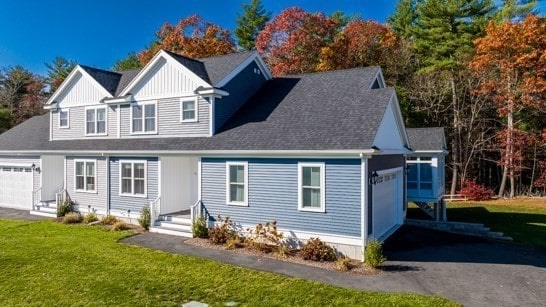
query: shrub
[
  {"left": 110, "top": 221, "right": 130, "bottom": 232},
  {"left": 138, "top": 206, "right": 151, "bottom": 230},
  {"left": 82, "top": 213, "right": 98, "bottom": 224},
  {"left": 277, "top": 245, "right": 291, "bottom": 258},
  {"left": 225, "top": 236, "right": 245, "bottom": 250},
  {"left": 364, "top": 240, "right": 386, "bottom": 268},
  {"left": 245, "top": 221, "right": 284, "bottom": 253},
  {"left": 336, "top": 257, "right": 352, "bottom": 271},
  {"left": 301, "top": 238, "right": 337, "bottom": 262},
  {"left": 100, "top": 215, "right": 118, "bottom": 226},
  {"left": 56, "top": 196, "right": 73, "bottom": 217},
  {"left": 62, "top": 212, "right": 82, "bottom": 224},
  {"left": 208, "top": 216, "right": 236, "bottom": 245},
  {"left": 192, "top": 215, "right": 209, "bottom": 238},
  {"left": 459, "top": 179, "right": 494, "bottom": 201}
]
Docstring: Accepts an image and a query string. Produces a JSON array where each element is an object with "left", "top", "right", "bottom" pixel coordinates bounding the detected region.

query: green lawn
[
  {"left": 0, "top": 219, "right": 456, "bottom": 306},
  {"left": 408, "top": 198, "right": 546, "bottom": 246}
]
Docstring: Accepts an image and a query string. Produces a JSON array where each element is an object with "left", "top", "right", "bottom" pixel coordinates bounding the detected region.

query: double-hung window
[
  {"left": 59, "top": 109, "right": 69, "bottom": 128},
  {"left": 226, "top": 162, "right": 248, "bottom": 206},
  {"left": 132, "top": 103, "right": 156, "bottom": 134},
  {"left": 181, "top": 98, "right": 197, "bottom": 122},
  {"left": 75, "top": 160, "right": 96, "bottom": 192},
  {"left": 86, "top": 107, "right": 106, "bottom": 135},
  {"left": 298, "top": 163, "right": 325, "bottom": 212},
  {"left": 120, "top": 161, "right": 147, "bottom": 197}
]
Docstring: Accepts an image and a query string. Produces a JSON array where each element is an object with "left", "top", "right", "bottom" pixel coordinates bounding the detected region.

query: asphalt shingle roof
[
  {"left": 80, "top": 65, "right": 121, "bottom": 96},
  {"left": 406, "top": 127, "right": 446, "bottom": 151},
  {"left": 0, "top": 66, "right": 393, "bottom": 152},
  {"left": 200, "top": 51, "right": 255, "bottom": 86},
  {"left": 163, "top": 50, "right": 211, "bottom": 84}
]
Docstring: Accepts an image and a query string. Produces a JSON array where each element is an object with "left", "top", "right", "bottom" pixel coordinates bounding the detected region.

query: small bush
[
  {"left": 459, "top": 179, "right": 494, "bottom": 201},
  {"left": 100, "top": 215, "right": 118, "bottom": 226},
  {"left": 208, "top": 216, "right": 236, "bottom": 245},
  {"left": 138, "top": 206, "right": 151, "bottom": 230},
  {"left": 277, "top": 245, "right": 291, "bottom": 258},
  {"left": 62, "top": 212, "right": 82, "bottom": 224},
  {"left": 246, "top": 221, "right": 284, "bottom": 253},
  {"left": 336, "top": 257, "right": 352, "bottom": 271},
  {"left": 192, "top": 215, "right": 209, "bottom": 238},
  {"left": 56, "top": 196, "right": 73, "bottom": 217},
  {"left": 365, "top": 240, "right": 386, "bottom": 268},
  {"left": 110, "top": 221, "right": 130, "bottom": 232},
  {"left": 301, "top": 238, "right": 337, "bottom": 262},
  {"left": 82, "top": 213, "right": 98, "bottom": 224},
  {"left": 225, "top": 236, "right": 245, "bottom": 250}
]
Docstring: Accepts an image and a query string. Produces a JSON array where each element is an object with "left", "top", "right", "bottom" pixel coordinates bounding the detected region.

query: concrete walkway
[
  {"left": 122, "top": 227, "right": 546, "bottom": 307},
  {"left": 0, "top": 207, "right": 50, "bottom": 221}
]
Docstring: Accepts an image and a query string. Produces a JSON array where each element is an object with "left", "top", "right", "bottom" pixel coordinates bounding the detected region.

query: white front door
[
  {"left": 0, "top": 166, "right": 33, "bottom": 210},
  {"left": 372, "top": 169, "right": 402, "bottom": 239}
]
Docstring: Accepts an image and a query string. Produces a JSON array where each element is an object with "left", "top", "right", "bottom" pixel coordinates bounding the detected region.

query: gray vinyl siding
[
  {"left": 119, "top": 97, "right": 210, "bottom": 137},
  {"left": 109, "top": 157, "right": 158, "bottom": 213},
  {"left": 201, "top": 158, "right": 361, "bottom": 237},
  {"left": 367, "top": 154, "right": 405, "bottom": 235},
  {"left": 214, "top": 61, "right": 267, "bottom": 131},
  {"left": 51, "top": 105, "right": 117, "bottom": 140},
  {"left": 66, "top": 156, "right": 108, "bottom": 212},
  {"left": 0, "top": 155, "right": 40, "bottom": 193}
]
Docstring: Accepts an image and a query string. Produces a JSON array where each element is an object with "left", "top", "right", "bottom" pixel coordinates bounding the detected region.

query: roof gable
[
  {"left": 372, "top": 93, "right": 410, "bottom": 152},
  {"left": 46, "top": 65, "right": 114, "bottom": 105},
  {"left": 118, "top": 50, "right": 211, "bottom": 98},
  {"left": 200, "top": 51, "right": 272, "bottom": 86},
  {"left": 407, "top": 127, "right": 447, "bottom": 152}
]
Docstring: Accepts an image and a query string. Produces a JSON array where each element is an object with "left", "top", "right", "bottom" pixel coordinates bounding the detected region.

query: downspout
[{"left": 360, "top": 153, "right": 368, "bottom": 262}]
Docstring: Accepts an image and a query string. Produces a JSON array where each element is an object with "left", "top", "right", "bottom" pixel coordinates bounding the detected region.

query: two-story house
[{"left": 0, "top": 50, "right": 418, "bottom": 259}]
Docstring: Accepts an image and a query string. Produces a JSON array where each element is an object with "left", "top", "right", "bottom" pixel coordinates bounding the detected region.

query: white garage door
[
  {"left": 0, "top": 166, "right": 33, "bottom": 210},
  {"left": 373, "top": 169, "right": 402, "bottom": 239}
]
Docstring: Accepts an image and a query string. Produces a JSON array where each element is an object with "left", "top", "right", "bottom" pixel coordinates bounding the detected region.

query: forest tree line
[{"left": 1, "top": 0, "right": 544, "bottom": 198}]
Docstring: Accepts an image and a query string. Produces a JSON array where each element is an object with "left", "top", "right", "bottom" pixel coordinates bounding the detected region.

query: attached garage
[
  {"left": 372, "top": 167, "right": 404, "bottom": 240},
  {"left": 0, "top": 157, "right": 40, "bottom": 211}
]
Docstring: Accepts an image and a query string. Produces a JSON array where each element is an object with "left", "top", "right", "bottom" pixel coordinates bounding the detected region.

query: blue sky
[{"left": 0, "top": 0, "right": 544, "bottom": 76}]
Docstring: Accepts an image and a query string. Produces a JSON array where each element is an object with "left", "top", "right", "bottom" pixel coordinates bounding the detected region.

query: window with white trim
[
  {"left": 75, "top": 160, "right": 96, "bottom": 192},
  {"left": 132, "top": 103, "right": 156, "bottom": 133},
  {"left": 86, "top": 107, "right": 106, "bottom": 135},
  {"left": 120, "top": 161, "right": 147, "bottom": 197},
  {"left": 59, "top": 109, "right": 69, "bottom": 128},
  {"left": 298, "top": 163, "right": 325, "bottom": 212},
  {"left": 226, "top": 162, "right": 248, "bottom": 206},
  {"left": 181, "top": 98, "right": 197, "bottom": 122}
]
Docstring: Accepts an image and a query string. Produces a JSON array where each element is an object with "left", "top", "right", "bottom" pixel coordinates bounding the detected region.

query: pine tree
[
  {"left": 494, "top": 0, "right": 537, "bottom": 22},
  {"left": 45, "top": 57, "right": 76, "bottom": 92},
  {"left": 235, "top": 0, "right": 271, "bottom": 51},
  {"left": 412, "top": 0, "right": 494, "bottom": 195},
  {"left": 112, "top": 52, "right": 142, "bottom": 71},
  {"left": 388, "top": 0, "right": 418, "bottom": 38}
]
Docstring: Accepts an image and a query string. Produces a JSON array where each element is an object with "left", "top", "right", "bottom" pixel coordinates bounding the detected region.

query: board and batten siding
[
  {"left": 51, "top": 105, "right": 118, "bottom": 140},
  {"left": 66, "top": 156, "right": 108, "bottom": 213},
  {"left": 201, "top": 158, "right": 361, "bottom": 237},
  {"left": 0, "top": 155, "right": 40, "bottom": 193},
  {"left": 55, "top": 72, "right": 106, "bottom": 107},
  {"left": 109, "top": 157, "right": 158, "bottom": 214},
  {"left": 119, "top": 97, "right": 210, "bottom": 138},
  {"left": 214, "top": 61, "right": 267, "bottom": 131}
]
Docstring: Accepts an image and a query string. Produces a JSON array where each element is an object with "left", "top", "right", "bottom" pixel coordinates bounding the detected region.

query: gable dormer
[{"left": 372, "top": 90, "right": 410, "bottom": 154}]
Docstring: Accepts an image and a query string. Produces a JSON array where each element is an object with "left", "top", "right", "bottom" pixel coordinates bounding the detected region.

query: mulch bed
[{"left": 185, "top": 237, "right": 381, "bottom": 276}]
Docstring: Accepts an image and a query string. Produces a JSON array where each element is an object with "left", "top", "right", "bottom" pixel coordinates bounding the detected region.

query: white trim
[
  {"left": 102, "top": 95, "right": 132, "bottom": 104},
  {"left": 225, "top": 161, "right": 248, "bottom": 206},
  {"left": 2, "top": 150, "right": 381, "bottom": 157},
  {"left": 209, "top": 97, "right": 215, "bottom": 136},
  {"left": 197, "top": 157, "right": 202, "bottom": 201},
  {"left": 130, "top": 101, "right": 158, "bottom": 135},
  {"left": 58, "top": 109, "right": 70, "bottom": 129},
  {"left": 73, "top": 159, "right": 97, "bottom": 193},
  {"left": 370, "top": 68, "right": 386, "bottom": 89},
  {"left": 119, "top": 50, "right": 210, "bottom": 97},
  {"left": 46, "top": 66, "right": 112, "bottom": 105},
  {"left": 194, "top": 88, "right": 229, "bottom": 97},
  {"left": 116, "top": 105, "right": 121, "bottom": 139},
  {"left": 361, "top": 156, "right": 368, "bottom": 262},
  {"left": 119, "top": 160, "right": 148, "bottom": 198},
  {"left": 49, "top": 112, "right": 53, "bottom": 141},
  {"left": 84, "top": 106, "right": 108, "bottom": 136},
  {"left": 297, "top": 162, "right": 326, "bottom": 213},
  {"left": 180, "top": 97, "right": 199, "bottom": 123}
]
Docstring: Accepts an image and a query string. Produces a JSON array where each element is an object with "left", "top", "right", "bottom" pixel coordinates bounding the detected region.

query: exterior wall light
[{"left": 369, "top": 171, "right": 379, "bottom": 185}]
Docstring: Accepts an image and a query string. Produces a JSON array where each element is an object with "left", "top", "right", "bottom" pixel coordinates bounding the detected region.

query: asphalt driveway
[{"left": 382, "top": 226, "right": 546, "bottom": 307}]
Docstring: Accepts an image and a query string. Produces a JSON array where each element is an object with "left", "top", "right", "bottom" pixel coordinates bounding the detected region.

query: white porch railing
[
  {"left": 32, "top": 187, "right": 42, "bottom": 210},
  {"left": 150, "top": 196, "right": 161, "bottom": 224},
  {"left": 190, "top": 200, "right": 202, "bottom": 223},
  {"left": 55, "top": 188, "right": 67, "bottom": 207}
]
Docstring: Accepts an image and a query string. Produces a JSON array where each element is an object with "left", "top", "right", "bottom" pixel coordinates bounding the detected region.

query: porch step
[
  {"left": 29, "top": 210, "right": 57, "bottom": 218},
  {"left": 149, "top": 214, "right": 193, "bottom": 238},
  {"left": 149, "top": 226, "right": 193, "bottom": 238},
  {"left": 414, "top": 202, "right": 435, "bottom": 219},
  {"left": 406, "top": 219, "right": 513, "bottom": 241}
]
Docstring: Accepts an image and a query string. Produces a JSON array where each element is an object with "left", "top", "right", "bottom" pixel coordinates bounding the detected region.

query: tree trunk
[
  {"left": 449, "top": 74, "right": 459, "bottom": 195},
  {"left": 529, "top": 144, "right": 537, "bottom": 195},
  {"left": 508, "top": 111, "right": 515, "bottom": 198}
]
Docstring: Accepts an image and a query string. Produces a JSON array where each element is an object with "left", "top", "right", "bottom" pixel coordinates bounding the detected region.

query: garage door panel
[
  {"left": 373, "top": 170, "right": 401, "bottom": 239},
  {"left": 0, "top": 166, "right": 33, "bottom": 210}
]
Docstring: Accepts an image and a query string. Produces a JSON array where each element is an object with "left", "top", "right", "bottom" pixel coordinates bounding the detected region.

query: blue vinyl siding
[
  {"left": 109, "top": 157, "right": 158, "bottom": 213},
  {"left": 214, "top": 61, "right": 267, "bottom": 131},
  {"left": 201, "top": 158, "right": 361, "bottom": 237}
]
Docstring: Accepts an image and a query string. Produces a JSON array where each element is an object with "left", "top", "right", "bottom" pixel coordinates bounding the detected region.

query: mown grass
[
  {"left": 0, "top": 219, "right": 457, "bottom": 306},
  {"left": 408, "top": 197, "right": 546, "bottom": 246}
]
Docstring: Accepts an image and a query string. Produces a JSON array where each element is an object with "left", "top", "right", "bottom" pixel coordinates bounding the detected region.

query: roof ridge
[
  {"left": 80, "top": 65, "right": 122, "bottom": 76},
  {"left": 198, "top": 50, "right": 255, "bottom": 60},
  {"left": 284, "top": 66, "right": 380, "bottom": 77},
  {"left": 163, "top": 50, "right": 204, "bottom": 64}
]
